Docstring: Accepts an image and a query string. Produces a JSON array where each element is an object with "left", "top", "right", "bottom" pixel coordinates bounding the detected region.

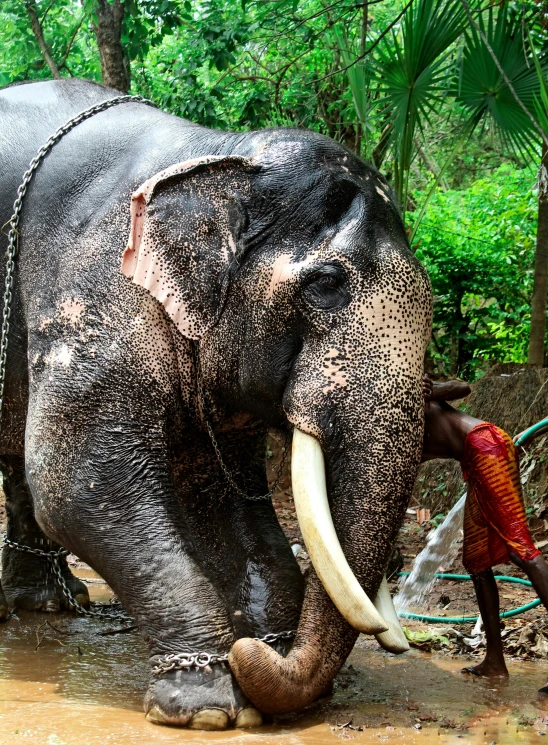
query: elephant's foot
[
  {"left": 144, "top": 664, "right": 263, "bottom": 730},
  {"left": 2, "top": 550, "right": 89, "bottom": 612}
]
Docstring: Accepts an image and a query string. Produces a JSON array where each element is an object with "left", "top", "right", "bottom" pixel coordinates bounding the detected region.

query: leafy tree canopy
[{"left": 1, "top": 0, "right": 548, "bottom": 378}]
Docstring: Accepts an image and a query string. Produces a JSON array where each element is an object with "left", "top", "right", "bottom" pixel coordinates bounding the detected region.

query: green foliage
[
  {"left": 403, "top": 627, "right": 450, "bottom": 647},
  {"left": 414, "top": 164, "right": 538, "bottom": 378},
  {"left": 0, "top": 0, "right": 100, "bottom": 84},
  {"left": 1, "top": 0, "right": 547, "bottom": 378}
]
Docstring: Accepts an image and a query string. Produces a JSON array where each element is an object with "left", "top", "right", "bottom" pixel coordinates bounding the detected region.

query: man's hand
[{"left": 429, "top": 379, "right": 472, "bottom": 402}]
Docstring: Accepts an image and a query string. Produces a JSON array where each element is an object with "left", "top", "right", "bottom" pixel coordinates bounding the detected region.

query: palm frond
[
  {"left": 373, "top": 0, "right": 469, "bottom": 207},
  {"left": 332, "top": 24, "right": 369, "bottom": 131},
  {"left": 457, "top": 6, "right": 545, "bottom": 160},
  {"left": 527, "top": 27, "right": 548, "bottom": 135}
]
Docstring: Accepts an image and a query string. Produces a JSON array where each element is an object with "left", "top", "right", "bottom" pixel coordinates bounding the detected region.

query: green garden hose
[
  {"left": 396, "top": 572, "right": 541, "bottom": 623},
  {"left": 515, "top": 417, "right": 548, "bottom": 447}
]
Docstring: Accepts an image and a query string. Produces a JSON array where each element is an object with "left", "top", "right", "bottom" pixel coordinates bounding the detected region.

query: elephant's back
[
  {"left": 0, "top": 82, "right": 205, "bottom": 302},
  {"left": 0, "top": 80, "right": 120, "bottom": 226}
]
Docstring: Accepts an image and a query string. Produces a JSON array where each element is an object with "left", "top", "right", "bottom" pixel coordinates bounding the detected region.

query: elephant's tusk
[
  {"left": 291, "top": 428, "right": 388, "bottom": 635},
  {"left": 373, "top": 576, "right": 410, "bottom": 654}
]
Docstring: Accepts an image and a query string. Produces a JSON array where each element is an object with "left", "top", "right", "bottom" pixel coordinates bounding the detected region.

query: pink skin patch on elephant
[
  {"left": 322, "top": 348, "right": 349, "bottom": 394},
  {"left": 355, "top": 253, "right": 431, "bottom": 376},
  {"left": 39, "top": 317, "right": 52, "bottom": 331},
  {"left": 265, "top": 253, "right": 319, "bottom": 300},
  {"left": 121, "top": 187, "right": 190, "bottom": 334},
  {"left": 58, "top": 298, "right": 85, "bottom": 328}
]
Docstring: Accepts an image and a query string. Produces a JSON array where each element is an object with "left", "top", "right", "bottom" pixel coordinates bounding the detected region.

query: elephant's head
[{"left": 122, "top": 132, "right": 432, "bottom": 713}]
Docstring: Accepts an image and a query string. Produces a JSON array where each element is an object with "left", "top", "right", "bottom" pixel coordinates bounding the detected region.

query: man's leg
[
  {"left": 510, "top": 552, "right": 548, "bottom": 607},
  {"left": 462, "top": 569, "right": 508, "bottom": 678},
  {"left": 509, "top": 552, "right": 548, "bottom": 693}
]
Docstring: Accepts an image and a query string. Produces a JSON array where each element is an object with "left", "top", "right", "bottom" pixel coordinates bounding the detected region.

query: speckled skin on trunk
[{"left": 0, "top": 79, "right": 432, "bottom": 729}]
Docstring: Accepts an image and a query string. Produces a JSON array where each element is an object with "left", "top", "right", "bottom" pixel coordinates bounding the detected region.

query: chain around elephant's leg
[{"left": 0, "top": 455, "right": 89, "bottom": 612}]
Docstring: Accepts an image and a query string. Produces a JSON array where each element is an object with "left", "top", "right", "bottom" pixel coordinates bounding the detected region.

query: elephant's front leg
[
  {"left": 1, "top": 454, "right": 89, "bottom": 612},
  {"left": 175, "top": 429, "right": 304, "bottom": 654},
  {"left": 26, "top": 411, "right": 258, "bottom": 731}
]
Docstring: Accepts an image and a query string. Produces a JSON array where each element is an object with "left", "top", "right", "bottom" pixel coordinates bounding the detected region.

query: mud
[{"left": 0, "top": 571, "right": 546, "bottom": 744}]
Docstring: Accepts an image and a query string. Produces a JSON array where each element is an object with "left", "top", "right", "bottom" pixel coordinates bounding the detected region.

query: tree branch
[
  {"left": 40, "top": 0, "right": 57, "bottom": 25},
  {"left": 59, "top": 13, "right": 86, "bottom": 68},
  {"left": 314, "top": 0, "right": 415, "bottom": 84},
  {"left": 25, "top": 0, "right": 61, "bottom": 79}
]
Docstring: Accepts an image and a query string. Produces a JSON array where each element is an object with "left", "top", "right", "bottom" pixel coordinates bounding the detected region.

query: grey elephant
[{"left": 0, "top": 79, "right": 432, "bottom": 730}]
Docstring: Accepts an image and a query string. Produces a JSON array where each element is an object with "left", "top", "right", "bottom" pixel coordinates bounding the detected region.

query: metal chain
[
  {"left": 0, "top": 94, "right": 155, "bottom": 432},
  {"left": 5, "top": 533, "right": 296, "bottom": 666},
  {"left": 151, "top": 630, "right": 296, "bottom": 675},
  {"left": 3, "top": 535, "right": 130, "bottom": 618},
  {"left": 194, "top": 346, "right": 291, "bottom": 501}
]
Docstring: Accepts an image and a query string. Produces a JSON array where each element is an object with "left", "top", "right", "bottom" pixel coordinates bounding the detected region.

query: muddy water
[{"left": 0, "top": 572, "right": 548, "bottom": 744}]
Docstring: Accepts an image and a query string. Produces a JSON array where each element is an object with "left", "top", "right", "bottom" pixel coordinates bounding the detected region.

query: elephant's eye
[{"left": 303, "top": 265, "right": 350, "bottom": 311}]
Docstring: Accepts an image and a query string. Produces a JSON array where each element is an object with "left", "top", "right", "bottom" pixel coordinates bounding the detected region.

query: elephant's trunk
[
  {"left": 229, "top": 429, "right": 413, "bottom": 713},
  {"left": 230, "top": 570, "right": 356, "bottom": 713}
]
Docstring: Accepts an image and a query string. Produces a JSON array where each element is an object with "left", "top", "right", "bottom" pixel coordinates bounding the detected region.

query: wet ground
[{"left": 1, "top": 572, "right": 548, "bottom": 744}]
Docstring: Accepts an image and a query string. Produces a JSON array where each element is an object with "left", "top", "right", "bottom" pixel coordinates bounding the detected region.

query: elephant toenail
[
  {"left": 145, "top": 706, "right": 169, "bottom": 725},
  {"left": 188, "top": 709, "right": 229, "bottom": 731},
  {"left": 235, "top": 708, "right": 263, "bottom": 728},
  {"left": 43, "top": 600, "right": 60, "bottom": 613}
]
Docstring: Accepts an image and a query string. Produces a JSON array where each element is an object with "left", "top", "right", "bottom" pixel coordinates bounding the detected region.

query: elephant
[{"left": 0, "top": 79, "right": 432, "bottom": 730}]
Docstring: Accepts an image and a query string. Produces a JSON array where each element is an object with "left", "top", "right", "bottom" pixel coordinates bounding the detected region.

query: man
[{"left": 422, "top": 377, "right": 548, "bottom": 683}]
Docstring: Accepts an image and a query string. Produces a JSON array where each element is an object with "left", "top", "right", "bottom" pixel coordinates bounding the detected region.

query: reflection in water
[{"left": 0, "top": 570, "right": 546, "bottom": 744}]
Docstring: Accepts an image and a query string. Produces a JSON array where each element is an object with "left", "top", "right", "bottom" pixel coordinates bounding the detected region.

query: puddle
[{"left": 0, "top": 571, "right": 547, "bottom": 744}]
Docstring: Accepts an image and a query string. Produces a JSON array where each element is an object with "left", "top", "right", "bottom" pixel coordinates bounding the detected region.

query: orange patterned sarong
[{"left": 461, "top": 423, "right": 540, "bottom": 574}]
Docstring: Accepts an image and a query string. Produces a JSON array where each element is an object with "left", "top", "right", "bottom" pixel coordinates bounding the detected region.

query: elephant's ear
[{"left": 121, "top": 155, "right": 254, "bottom": 339}]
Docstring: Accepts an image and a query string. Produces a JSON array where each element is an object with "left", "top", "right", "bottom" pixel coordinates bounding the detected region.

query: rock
[
  {"left": 532, "top": 633, "right": 548, "bottom": 658},
  {"left": 518, "top": 626, "right": 536, "bottom": 646}
]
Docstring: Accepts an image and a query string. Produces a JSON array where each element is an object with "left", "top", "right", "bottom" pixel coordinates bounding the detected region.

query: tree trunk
[
  {"left": 25, "top": 0, "right": 61, "bottom": 79},
  {"left": 528, "top": 144, "right": 548, "bottom": 367},
  {"left": 360, "top": 0, "right": 368, "bottom": 56},
  {"left": 92, "top": 0, "right": 130, "bottom": 93}
]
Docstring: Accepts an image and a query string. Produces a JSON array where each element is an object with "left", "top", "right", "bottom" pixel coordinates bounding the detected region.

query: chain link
[
  {"left": 194, "top": 346, "right": 291, "bottom": 501},
  {"left": 0, "top": 94, "right": 155, "bottom": 432},
  {"left": 3, "top": 535, "right": 130, "bottom": 618},
  {"left": 4, "top": 533, "right": 296, "bottom": 666},
  {"left": 151, "top": 630, "right": 296, "bottom": 675}
]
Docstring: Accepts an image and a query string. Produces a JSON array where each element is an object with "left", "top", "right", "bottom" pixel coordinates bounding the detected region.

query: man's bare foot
[{"left": 461, "top": 659, "right": 508, "bottom": 678}]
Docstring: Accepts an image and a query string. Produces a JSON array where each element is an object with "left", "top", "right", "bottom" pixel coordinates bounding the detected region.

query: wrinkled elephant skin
[{"left": 0, "top": 80, "right": 432, "bottom": 728}]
